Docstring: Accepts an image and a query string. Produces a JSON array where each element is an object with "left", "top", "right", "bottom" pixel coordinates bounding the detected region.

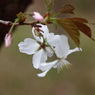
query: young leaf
[
  {"left": 67, "top": 17, "right": 88, "bottom": 23},
  {"left": 58, "top": 4, "right": 75, "bottom": 14},
  {"left": 57, "top": 19, "right": 80, "bottom": 47},
  {"left": 66, "top": 17, "right": 95, "bottom": 40},
  {"left": 15, "top": 12, "right": 25, "bottom": 23},
  {"left": 43, "top": 0, "right": 54, "bottom": 12}
]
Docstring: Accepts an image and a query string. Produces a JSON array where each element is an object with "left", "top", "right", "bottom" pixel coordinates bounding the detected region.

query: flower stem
[
  {"left": 44, "top": 38, "right": 55, "bottom": 53},
  {"left": 9, "top": 20, "right": 17, "bottom": 33}
]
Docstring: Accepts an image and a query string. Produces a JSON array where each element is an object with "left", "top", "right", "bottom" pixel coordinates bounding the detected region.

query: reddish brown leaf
[
  {"left": 73, "top": 21, "right": 91, "bottom": 37},
  {"left": 57, "top": 19, "right": 80, "bottom": 47},
  {"left": 66, "top": 18, "right": 92, "bottom": 38},
  {"left": 58, "top": 4, "right": 75, "bottom": 14},
  {"left": 67, "top": 17, "right": 88, "bottom": 23}
]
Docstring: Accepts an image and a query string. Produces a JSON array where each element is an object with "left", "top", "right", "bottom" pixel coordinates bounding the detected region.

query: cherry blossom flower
[
  {"left": 18, "top": 24, "right": 60, "bottom": 69},
  {"left": 37, "top": 35, "right": 82, "bottom": 77},
  {"left": 32, "top": 12, "right": 44, "bottom": 21},
  {"left": 4, "top": 33, "right": 12, "bottom": 48}
]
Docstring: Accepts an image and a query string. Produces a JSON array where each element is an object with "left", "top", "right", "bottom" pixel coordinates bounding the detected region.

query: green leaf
[
  {"left": 43, "top": 0, "right": 54, "bottom": 12},
  {"left": 67, "top": 17, "right": 95, "bottom": 40},
  {"left": 57, "top": 19, "right": 80, "bottom": 47},
  {"left": 15, "top": 12, "right": 25, "bottom": 23},
  {"left": 49, "top": 17, "right": 59, "bottom": 25},
  {"left": 58, "top": 4, "right": 75, "bottom": 14}
]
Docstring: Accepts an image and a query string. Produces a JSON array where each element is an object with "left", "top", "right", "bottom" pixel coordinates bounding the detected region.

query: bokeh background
[{"left": 0, "top": 0, "right": 95, "bottom": 95}]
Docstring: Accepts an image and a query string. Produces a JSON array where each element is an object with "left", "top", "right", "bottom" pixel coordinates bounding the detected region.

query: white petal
[
  {"left": 39, "top": 24, "right": 49, "bottom": 38},
  {"left": 37, "top": 60, "right": 57, "bottom": 77},
  {"left": 32, "top": 24, "right": 49, "bottom": 41},
  {"left": 55, "top": 35, "right": 70, "bottom": 58},
  {"left": 37, "top": 69, "right": 49, "bottom": 77},
  {"left": 33, "top": 49, "right": 47, "bottom": 69},
  {"left": 47, "top": 33, "right": 60, "bottom": 46},
  {"left": 45, "top": 47, "right": 54, "bottom": 57},
  {"left": 66, "top": 47, "right": 82, "bottom": 57},
  {"left": 53, "top": 65, "right": 57, "bottom": 68},
  {"left": 18, "top": 38, "right": 39, "bottom": 55},
  {"left": 39, "top": 60, "right": 58, "bottom": 71}
]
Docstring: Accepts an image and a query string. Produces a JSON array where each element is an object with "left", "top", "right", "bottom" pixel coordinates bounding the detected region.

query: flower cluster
[
  {"left": 18, "top": 24, "right": 82, "bottom": 77},
  {"left": 2, "top": 0, "right": 95, "bottom": 78}
]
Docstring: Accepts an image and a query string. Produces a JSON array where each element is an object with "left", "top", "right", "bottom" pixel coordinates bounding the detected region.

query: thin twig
[
  {"left": 0, "top": 20, "right": 12, "bottom": 25},
  {"left": 0, "top": 19, "right": 39, "bottom": 26}
]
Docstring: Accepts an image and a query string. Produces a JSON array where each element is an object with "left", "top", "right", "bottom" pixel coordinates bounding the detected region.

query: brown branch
[
  {"left": 0, "top": 20, "right": 12, "bottom": 26},
  {"left": 0, "top": 20, "right": 39, "bottom": 26}
]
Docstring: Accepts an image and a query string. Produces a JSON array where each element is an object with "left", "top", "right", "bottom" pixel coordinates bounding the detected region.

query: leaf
[
  {"left": 43, "top": 0, "right": 54, "bottom": 11},
  {"left": 67, "top": 17, "right": 88, "bottom": 23},
  {"left": 49, "top": 16, "right": 60, "bottom": 25},
  {"left": 58, "top": 4, "right": 75, "bottom": 14},
  {"left": 15, "top": 12, "right": 25, "bottom": 23},
  {"left": 67, "top": 17, "right": 94, "bottom": 39},
  {"left": 57, "top": 19, "right": 80, "bottom": 47}
]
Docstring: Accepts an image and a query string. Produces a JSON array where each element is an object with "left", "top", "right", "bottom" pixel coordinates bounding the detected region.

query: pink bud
[
  {"left": 5, "top": 33, "right": 12, "bottom": 48},
  {"left": 32, "top": 12, "right": 44, "bottom": 21}
]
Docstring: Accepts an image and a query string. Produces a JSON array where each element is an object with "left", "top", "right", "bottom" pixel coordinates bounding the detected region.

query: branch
[
  {"left": 0, "top": 20, "right": 12, "bottom": 25},
  {"left": 0, "top": 19, "right": 39, "bottom": 26}
]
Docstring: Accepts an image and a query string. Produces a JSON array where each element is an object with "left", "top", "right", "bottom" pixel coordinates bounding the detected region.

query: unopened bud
[
  {"left": 4, "top": 33, "right": 12, "bottom": 48},
  {"left": 32, "top": 12, "right": 44, "bottom": 21}
]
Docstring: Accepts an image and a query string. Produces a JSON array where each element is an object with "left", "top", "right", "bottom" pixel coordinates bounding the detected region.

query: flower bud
[
  {"left": 4, "top": 33, "right": 12, "bottom": 48},
  {"left": 32, "top": 12, "right": 44, "bottom": 21}
]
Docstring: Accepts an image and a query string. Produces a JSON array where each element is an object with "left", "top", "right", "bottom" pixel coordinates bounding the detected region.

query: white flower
[
  {"left": 18, "top": 24, "right": 60, "bottom": 69},
  {"left": 37, "top": 35, "right": 82, "bottom": 77}
]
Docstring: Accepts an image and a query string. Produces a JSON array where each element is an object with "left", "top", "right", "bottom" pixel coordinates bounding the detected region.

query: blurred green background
[{"left": 0, "top": 0, "right": 95, "bottom": 95}]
